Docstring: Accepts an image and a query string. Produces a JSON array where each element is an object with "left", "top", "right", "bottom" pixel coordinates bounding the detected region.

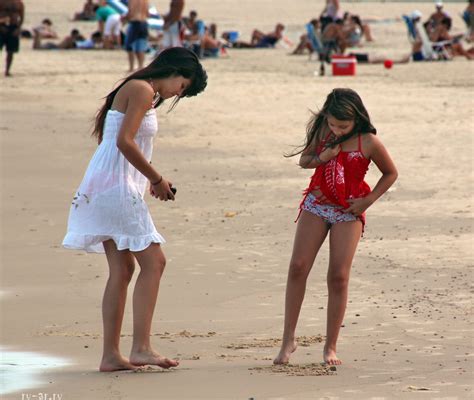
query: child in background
[
  {"left": 274, "top": 88, "right": 397, "bottom": 366},
  {"left": 63, "top": 47, "right": 207, "bottom": 372}
]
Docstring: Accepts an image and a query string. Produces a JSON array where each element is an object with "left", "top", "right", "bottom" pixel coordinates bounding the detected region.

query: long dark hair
[
  {"left": 287, "top": 88, "right": 376, "bottom": 157},
  {"left": 92, "top": 47, "right": 207, "bottom": 142}
]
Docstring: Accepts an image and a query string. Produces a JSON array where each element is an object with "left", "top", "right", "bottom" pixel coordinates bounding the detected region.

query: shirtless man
[
  {"left": 123, "top": 0, "right": 149, "bottom": 71},
  {"left": 0, "top": 0, "right": 24, "bottom": 76},
  {"left": 162, "top": 0, "right": 185, "bottom": 48}
]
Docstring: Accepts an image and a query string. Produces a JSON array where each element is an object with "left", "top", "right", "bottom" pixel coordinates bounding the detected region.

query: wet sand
[{"left": 1, "top": 0, "right": 473, "bottom": 399}]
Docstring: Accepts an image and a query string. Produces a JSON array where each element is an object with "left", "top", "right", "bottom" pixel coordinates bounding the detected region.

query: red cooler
[{"left": 331, "top": 55, "right": 357, "bottom": 76}]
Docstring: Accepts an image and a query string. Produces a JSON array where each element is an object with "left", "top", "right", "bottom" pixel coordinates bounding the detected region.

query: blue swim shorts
[{"left": 127, "top": 38, "right": 148, "bottom": 52}]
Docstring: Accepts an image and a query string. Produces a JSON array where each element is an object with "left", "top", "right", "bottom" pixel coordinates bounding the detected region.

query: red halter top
[{"left": 298, "top": 133, "right": 372, "bottom": 224}]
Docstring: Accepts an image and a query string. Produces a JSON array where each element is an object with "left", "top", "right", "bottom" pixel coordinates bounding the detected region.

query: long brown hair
[
  {"left": 92, "top": 47, "right": 207, "bottom": 142},
  {"left": 287, "top": 88, "right": 376, "bottom": 157}
]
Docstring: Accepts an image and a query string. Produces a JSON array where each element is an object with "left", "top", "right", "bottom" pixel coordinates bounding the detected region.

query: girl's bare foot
[
  {"left": 273, "top": 341, "right": 297, "bottom": 365},
  {"left": 130, "top": 349, "right": 179, "bottom": 369},
  {"left": 99, "top": 354, "right": 140, "bottom": 372},
  {"left": 323, "top": 345, "right": 342, "bottom": 365}
]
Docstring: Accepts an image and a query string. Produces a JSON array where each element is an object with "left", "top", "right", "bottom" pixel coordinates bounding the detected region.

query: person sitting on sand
[
  {"left": 430, "top": 17, "right": 474, "bottom": 59},
  {"left": 342, "top": 13, "right": 363, "bottom": 47},
  {"left": 182, "top": 12, "right": 203, "bottom": 47},
  {"left": 76, "top": 31, "right": 103, "bottom": 49},
  {"left": 33, "top": 28, "right": 83, "bottom": 49},
  {"left": 182, "top": 9, "right": 198, "bottom": 33},
  {"left": 73, "top": 0, "right": 98, "bottom": 21},
  {"left": 347, "top": 51, "right": 409, "bottom": 64},
  {"left": 200, "top": 24, "right": 228, "bottom": 57},
  {"left": 32, "top": 18, "right": 58, "bottom": 40},
  {"left": 321, "top": 18, "right": 347, "bottom": 56},
  {"left": 292, "top": 19, "right": 320, "bottom": 55},
  {"left": 33, "top": 28, "right": 102, "bottom": 50},
  {"left": 233, "top": 23, "right": 288, "bottom": 48},
  {"left": 342, "top": 13, "right": 374, "bottom": 46}
]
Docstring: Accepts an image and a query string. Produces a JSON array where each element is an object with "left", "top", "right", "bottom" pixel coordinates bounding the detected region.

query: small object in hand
[{"left": 168, "top": 186, "right": 177, "bottom": 199}]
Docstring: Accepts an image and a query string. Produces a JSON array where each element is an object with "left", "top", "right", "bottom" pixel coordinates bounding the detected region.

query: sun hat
[{"left": 410, "top": 10, "right": 423, "bottom": 19}]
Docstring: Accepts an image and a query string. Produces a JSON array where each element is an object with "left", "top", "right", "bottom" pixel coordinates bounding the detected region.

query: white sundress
[{"left": 62, "top": 109, "right": 165, "bottom": 253}]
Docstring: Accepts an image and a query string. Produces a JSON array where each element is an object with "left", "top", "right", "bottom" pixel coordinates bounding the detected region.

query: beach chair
[{"left": 402, "top": 15, "right": 451, "bottom": 60}]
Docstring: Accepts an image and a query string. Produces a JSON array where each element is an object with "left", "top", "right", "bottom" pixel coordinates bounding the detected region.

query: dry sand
[{"left": 1, "top": 0, "right": 473, "bottom": 399}]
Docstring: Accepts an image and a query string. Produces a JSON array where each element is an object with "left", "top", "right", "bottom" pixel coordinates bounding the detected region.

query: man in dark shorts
[
  {"left": 123, "top": 0, "right": 150, "bottom": 71},
  {"left": 0, "top": 0, "right": 24, "bottom": 77}
]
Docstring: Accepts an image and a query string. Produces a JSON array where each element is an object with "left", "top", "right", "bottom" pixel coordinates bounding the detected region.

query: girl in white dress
[{"left": 63, "top": 47, "right": 207, "bottom": 372}]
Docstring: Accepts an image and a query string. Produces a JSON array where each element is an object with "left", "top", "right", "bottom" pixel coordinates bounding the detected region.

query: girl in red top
[{"left": 274, "top": 88, "right": 398, "bottom": 366}]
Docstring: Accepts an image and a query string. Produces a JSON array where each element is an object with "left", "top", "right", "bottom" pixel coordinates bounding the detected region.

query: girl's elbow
[
  {"left": 388, "top": 169, "right": 398, "bottom": 185},
  {"left": 392, "top": 168, "right": 398, "bottom": 182},
  {"left": 116, "top": 138, "right": 131, "bottom": 153}
]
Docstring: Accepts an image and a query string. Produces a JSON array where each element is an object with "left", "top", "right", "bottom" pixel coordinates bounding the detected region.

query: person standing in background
[
  {"left": 0, "top": 0, "right": 24, "bottom": 77},
  {"left": 162, "top": 0, "right": 184, "bottom": 48},
  {"left": 123, "top": 0, "right": 150, "bottom": 71},
  {"left": 96, "top": 0, "right": 122, "bottom": 49}
]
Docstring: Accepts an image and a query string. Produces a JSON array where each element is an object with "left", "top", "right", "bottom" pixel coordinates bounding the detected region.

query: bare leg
[
  {"left": 5, "top": 52, "right": 14, "bottom": 76},
  {"left": 103, "top": 35, "right": 113, "bottom": 49},
  {"left": 324, "top": 221, "right": 362, "bottom": 365},
  {"left": 368, "top": 54, "right": 410, "bottom": 64},
  {"left": 136, "top": 52, "right": 145, "bottom": 69},
  {"left": 127, "top": 51, "right": 135, "bottom": 71},
  {"left": 32, "top": 29, "right": 41, "bottom": 49},
  {"left": 251, "top": 29, "right": 265, "bottom": 45},
  {"left": 129, "top": 243, "right": 179, "bottom": 369},
  {"left": 100, "top": 240, "right": 138, "bottom": 372},
  {"left": 451, "top": 43, "right": 474, "bottom": 60},
  {"left": 114, "top": 33, "right": 122, "bottom": 48},
  {"left": 274, "top": 211, "right": 330, "bottom": 364},
  {"left": 292, "top": 34, "right": 308, "bottom": 55},
  {"left": 362, "top": 24, "right": 374, "bottom": 42}
]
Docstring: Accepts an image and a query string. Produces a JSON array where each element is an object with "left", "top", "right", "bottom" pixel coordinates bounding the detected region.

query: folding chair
[{"left": 402, "top": 15, "right": 451, "bottom": 60}]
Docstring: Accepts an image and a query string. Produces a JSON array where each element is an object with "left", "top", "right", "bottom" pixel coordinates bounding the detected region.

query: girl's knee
[
  {"left": 110, "top": 262, "right": 135, "bottom": 285},
  {"left": 150, "top": 251, "right": 166, "bottom": 276},
  {"left": 156, "top": 254, "right": 166, "bottom": 274},
  {"left": 288, "top": 259, "right": 311, "bottom": 280},
  {"left": 124, "top": 262, "right": 136, "bottom": 282},
  {"left": 327, "top": 271, "right": 350, "bottom": 292}
]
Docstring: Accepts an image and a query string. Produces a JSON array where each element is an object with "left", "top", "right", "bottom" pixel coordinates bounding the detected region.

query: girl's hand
[
  {"left": 319, "top": 144, "right": 341, "bottom": 162},
  {"left": 150, "top": 178, "right": 175, "bottom": 201},
  {"left": 344, "top": 197, "right": 373, "bottom": 216}
]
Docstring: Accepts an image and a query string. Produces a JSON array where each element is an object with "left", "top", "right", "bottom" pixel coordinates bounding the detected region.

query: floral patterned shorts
[{"left": 302, "top": 193, "right": 359, "bottom": 226}]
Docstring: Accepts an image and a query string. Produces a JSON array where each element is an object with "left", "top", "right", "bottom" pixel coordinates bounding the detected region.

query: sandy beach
[{"left": 1, "top": 0, "right": 473, "bottom": 399}]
